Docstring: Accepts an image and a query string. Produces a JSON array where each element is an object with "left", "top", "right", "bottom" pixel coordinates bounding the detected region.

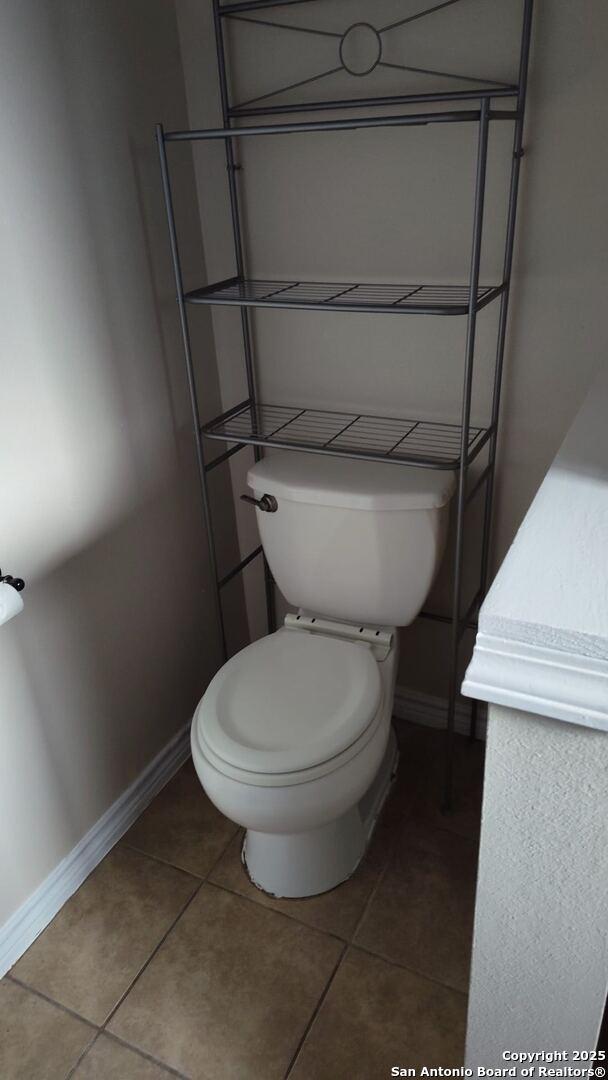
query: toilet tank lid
[{"left": 247, "top": 451, "right": 456, "bottom": 510}]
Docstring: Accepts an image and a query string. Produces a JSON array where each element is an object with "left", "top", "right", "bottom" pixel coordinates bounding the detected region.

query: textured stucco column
[
  {"left": 465, "top": 705, "right": 608, "bottom": 1064},
  {"left": 462, "top": 364, "right": 608, "bottom": 1060}
]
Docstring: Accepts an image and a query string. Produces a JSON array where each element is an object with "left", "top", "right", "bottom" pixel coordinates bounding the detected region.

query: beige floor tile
[
  {"left": 412, "top": 734, "right": 485, "bottom": 840},
  {"left": 354, "top": 822, "right": 477, "bottom": 993},
  {"left": 13, "top": 847, "right": 199, "bottom": 1024},
  {"left": 74, "top": 1034, "right": 176, "bottom": 1078},
  {"left": 383, "top": 721, "right": 442, "bottom": 820},
  {"left": 290, "top": 947, "right": 466, "bottom": 1079},
  {"left": 209, "top": 818, "right": 393, "bottom": 940},
  {"left": 392, "top": 720, "right": 484, "bottom": 838},
  {"left": 0, "top": 978, "right": 94, "bottom": 1080},
  {"left": 390, "top": 815, "right": 478, "bottom": 860},
  {"left": 393, "top": 718, "right": 444, "bottom": 767},
  {"left": 109, "top": 883, "right": 343, "bottom": 1080},
  {"left": 122, "top": 760, "right": 238, "bottom": 877}
]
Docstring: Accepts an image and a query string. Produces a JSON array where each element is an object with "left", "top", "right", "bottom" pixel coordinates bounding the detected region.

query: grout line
[
  {"left": 349, "top": 940, "right": 469, "bottom": 999},
  {"left": 399, "top": 821, "right": 480, "bottom": 854},
  {"left": 4, "top": 812, "right": 242, "bottom": 1079},
  {"left": 100, "top": 828, "right": 239, "bottom": 1031},
  {"left": 87, "top": 832, "right": 253, "bottom": 1077},
  {"left": 64, "top": 1029, "right": 102, "bottom": 1080},
  {"left": 281, "top": 783, "right": 411, "bottom": 1078},
  {"left": 10, "top": 826, "right": 244, "bottom": 1079},
  {"left": 119, "top": 839, "right": 208, "bottom": 879},
  {"left": 282, "top": 941, "right": 348, "bottom": 1079},
  {"left": 101, "top": 1031, "right": 191, "bottom": 1079},
  {"left": 6, "top": 974, "right": 99, "bottom": 1030},
  {"left": 99, "top": 880, "right": 204, "bottom": 1030},
  {"left": 205, "top": 766, "right": 476, "bottom": 1002},
  {"left": 349, "top": 840, "right": 395, "bottom": 945},
  {"left": 205, "top": 880, "right": 347, "bottom": 948},
  {"left": 7, "top": 730, "right": 476, "bottom": 1078},
  {"left": 93, "top": 821, "right": 243, "bottom": 1070}
]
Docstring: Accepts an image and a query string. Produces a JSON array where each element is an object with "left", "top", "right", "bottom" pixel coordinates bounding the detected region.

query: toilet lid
[{"left": 196, "top": 628, "right": 381, "bottom": 775}]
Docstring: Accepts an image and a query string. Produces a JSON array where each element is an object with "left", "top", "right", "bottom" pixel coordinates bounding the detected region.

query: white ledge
[
  {"left": 462, "top": 361, "right": 608, "bottom": 729},
  {"left": 463, "top": 633, "right": 608, "bottom": 731}
]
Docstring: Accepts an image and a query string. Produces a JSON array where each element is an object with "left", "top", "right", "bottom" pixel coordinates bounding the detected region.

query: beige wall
[
  {"left": 4, "top": 0, "right": 605, "bottom": 928},
  {"left": 0, "top": 1, "right": 225, "bottom": 925},
  {"left": 178, "top": 0, "right": 608, "bottom": 694}
]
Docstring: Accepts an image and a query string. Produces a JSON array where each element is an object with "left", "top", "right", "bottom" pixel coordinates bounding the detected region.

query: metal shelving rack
[{"left": 157, "top": 0, "right": 534, "bottom": 810}]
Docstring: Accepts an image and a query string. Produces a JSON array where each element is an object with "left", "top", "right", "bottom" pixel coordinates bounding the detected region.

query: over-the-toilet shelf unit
[{"left": 157, "top": 0, "right": 534, "bottom": 810}]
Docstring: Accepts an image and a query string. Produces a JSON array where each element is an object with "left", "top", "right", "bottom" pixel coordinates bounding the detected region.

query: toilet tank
[{"left": 246, "top": 451, "right": 455, "bottom": 627}]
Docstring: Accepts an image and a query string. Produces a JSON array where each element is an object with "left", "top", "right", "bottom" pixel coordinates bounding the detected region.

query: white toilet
[{"left": 191, "top": 451, "right": 455, "bottom": 898}]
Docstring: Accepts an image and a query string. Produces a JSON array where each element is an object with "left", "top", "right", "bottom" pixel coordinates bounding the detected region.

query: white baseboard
[
  {"left": 0, "top": 691, "right": 483, "bottom": 978},
  {"left": 393, "top": 685, "right": 487, "bottom": 740},
  {"left": 0, "top": 722, "right": 191, "bottom": 978}
]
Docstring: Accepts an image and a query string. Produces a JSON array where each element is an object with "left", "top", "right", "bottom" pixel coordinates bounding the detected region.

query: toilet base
[{"left": 242, "top": 726, "right": 399, "bottom": 899}]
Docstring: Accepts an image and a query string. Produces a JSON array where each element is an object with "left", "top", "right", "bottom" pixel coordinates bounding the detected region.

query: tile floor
[{"left": 0, "top": 720, "right": 484, "bottom": 1080}]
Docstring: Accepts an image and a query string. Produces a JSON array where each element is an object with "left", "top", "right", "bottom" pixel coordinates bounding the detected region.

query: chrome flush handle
[{"left": 240, "top": 493, "right": 278, "bottom": 513}]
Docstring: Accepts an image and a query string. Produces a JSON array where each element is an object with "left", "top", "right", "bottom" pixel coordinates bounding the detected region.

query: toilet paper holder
[{"left": 0, "top": 569, "right": 25, "bottom": 592}]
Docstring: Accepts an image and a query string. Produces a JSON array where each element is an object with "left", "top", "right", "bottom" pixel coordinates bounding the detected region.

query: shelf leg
[
  {"left": 478, "top": 0, "right": 535, "bottom": 602},
  {"left": 213, "top": 0, "right": 276, "bottom": 636},
  {"left": 156, "top": 124, "right": 228, "bottom": 662},
  {"left": 467, "top": 0, "right": 534, "bottom": 748},
  {"left": 469, "top": 699, "right": 478, "bottom": 742},
  {"left": 443, "top": 97, "right": 490, "bottom": 813}
]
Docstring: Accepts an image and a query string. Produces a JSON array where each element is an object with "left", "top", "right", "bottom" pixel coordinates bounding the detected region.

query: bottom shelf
[{"left": 202, "top": 402, "right": 489, "bottom": 470}]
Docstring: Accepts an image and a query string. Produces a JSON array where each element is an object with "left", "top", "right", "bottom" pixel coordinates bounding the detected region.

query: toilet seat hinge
[{"left": 284, "top": 613, "right": 393, "bottom": 660}]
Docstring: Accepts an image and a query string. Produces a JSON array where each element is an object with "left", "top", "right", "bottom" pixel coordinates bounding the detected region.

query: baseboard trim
[
  {"left": 393, "top": 686, "right": 487, "bottom": 740},
  {"left": 0, "top": 722, "right": 191, "bottom": 978}
]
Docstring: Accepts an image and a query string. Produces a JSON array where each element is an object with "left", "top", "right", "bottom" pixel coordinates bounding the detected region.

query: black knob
[
  {"left": 240, "top": 493, "right": 278, "bottom": 513},
  {"left": 0, "top": 573, "right": 25, "bottom": 592}
]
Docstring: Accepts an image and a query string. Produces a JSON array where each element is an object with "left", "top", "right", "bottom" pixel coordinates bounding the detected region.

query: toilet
[{"left": 191, "top": 451, "right": 455, "bottom": 898}]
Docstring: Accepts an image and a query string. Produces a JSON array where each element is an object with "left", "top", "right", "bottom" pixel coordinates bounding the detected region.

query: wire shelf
[
  {"left": 186, "top": 277, "right": 503, "bottom": 315},
  {"left": 202, "top": 402, "right": 490, "bottom": 469}
]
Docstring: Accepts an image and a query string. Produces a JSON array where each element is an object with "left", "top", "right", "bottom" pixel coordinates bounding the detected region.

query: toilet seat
[{"left": 194, "top": 627, "right": 382, "bottom": 786}]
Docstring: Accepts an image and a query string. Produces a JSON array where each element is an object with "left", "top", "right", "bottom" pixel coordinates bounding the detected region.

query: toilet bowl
[
  {"left": 191, "top": 451, "right": 455, "bottom": 898},
  {"left": 192, "top": 617, "right": 399, "bottom": 897}
]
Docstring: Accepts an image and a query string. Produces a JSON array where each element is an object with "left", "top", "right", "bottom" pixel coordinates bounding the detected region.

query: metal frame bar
[
  {"left": 204, "top": 395, "right": 253, "bottom": 426},
  {"left": 480, "top": 0, "right": 534, "bottom": 603},
  {"left": 204, "top": 442, "right": 246, "bottom": 472},
  {"left": 156, "top": 0, "right": 534, "bottom": 816},
  {"left": 379, "top": 0, "right": 466, "bottom": 34},
  {"left": 219, "top": 545, "right": 263, "bottom": 588},
  {"left": 233, "top": 66, "right": 343, "bottom": 112},
  {"left": 419, "top": 608, "right": 477, "bottom": 633},
  {"left": 156, "top": 124, "right": 228, "bottom": 661},
  {"left": 228, "top": 86, "right": 518, "bottom": 119},
  {"left": 461, "top": 587, "right": 483, "bottom": 633},
  {"left": 165, "top": 108, "right": 518, "bottom": 142},
  {"left": 465, "top": 462, "right": 492, "bottom": 506},
  {"left": 377, "top": 60, "right": 513, "bottom": 91},
  {"left": 467, "top": 0, "right": 534, "bottom": 747},
  {"left": 225, "top": 12, "right": 341, "bottom": 38},
  {"left": 219, "top": 0, "right": 323, "bottom": 13},
  {"left": 212, "top": 0, "right": 277, "bottom": 638},
  {"left": 442, "top": 95, "right": 490, "bottom": 810}
]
